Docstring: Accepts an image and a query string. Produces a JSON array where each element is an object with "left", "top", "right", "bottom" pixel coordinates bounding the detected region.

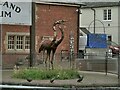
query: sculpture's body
[{"left": 39, "top": 20, "right": 66, "bottom": 69}]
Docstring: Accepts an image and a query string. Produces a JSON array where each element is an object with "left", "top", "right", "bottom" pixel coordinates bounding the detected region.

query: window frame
[
  {"left": 6, "top": 32, "right": 30, "bottom": 53},
  {"left": 103, "top": 9, "right": 112, "bottom": 21}
]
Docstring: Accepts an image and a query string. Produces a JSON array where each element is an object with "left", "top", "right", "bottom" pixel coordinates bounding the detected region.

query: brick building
[{"left": 1, "top": 1, "right": 83, "bottom": 69}]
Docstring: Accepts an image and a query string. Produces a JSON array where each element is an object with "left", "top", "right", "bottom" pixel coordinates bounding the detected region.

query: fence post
[
  {"left": 118, "top": 52, "right": 120, "bottom": 85},
  {"left": 105, "top": 52, "right": 108, "bottom": 75}
]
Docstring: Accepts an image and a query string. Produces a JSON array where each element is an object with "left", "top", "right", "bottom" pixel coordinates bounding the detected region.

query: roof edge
[
  {"left": 81, "top": 2, "right": 120, "bottom": 8},
  {"left": 35, "top": 0, "right": 85, "bottom": 7}
]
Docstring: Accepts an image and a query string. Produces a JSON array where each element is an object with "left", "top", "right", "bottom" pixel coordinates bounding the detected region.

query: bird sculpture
[
  {"left": 39, "top": 20, "right": 66, "bottom": 70},
  {"left": 77, "top": 75, "right": 84, "bottom": 82}
]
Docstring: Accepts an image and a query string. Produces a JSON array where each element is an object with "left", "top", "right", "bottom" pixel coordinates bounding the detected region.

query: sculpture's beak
[
  {"left": 63, "top": 20, "right": 68, "bottom": 22},
  {"left": 62, "top": 20, "right": 67, "bottom": 25}
]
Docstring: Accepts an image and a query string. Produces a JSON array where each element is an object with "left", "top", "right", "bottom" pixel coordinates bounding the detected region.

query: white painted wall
[{"left": 80, "top": 6, "right": 119, "bottom": 44}]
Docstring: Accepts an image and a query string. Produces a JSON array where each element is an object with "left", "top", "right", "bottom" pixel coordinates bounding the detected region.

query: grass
[{"left": 13, "top": 68, "right": 80, "bottom": 80}]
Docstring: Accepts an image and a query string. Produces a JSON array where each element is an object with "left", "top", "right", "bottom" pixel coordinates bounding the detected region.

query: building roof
[
  {"left": 82, "top": 2, "right": 120, "bottom": 8},
  {"left": 34, "top": 0, "right": 120, "bottom": 8},
  {"left": 35, "top": 0, "right": 85, "bottom": 7},
  {"left": 35, "top": 0, "right": 120, "bottom": 2}
]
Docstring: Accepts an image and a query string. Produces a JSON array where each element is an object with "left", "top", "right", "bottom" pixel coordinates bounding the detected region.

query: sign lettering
[{"left": 0, "top": 0, "right": 32, "bottom": 25}]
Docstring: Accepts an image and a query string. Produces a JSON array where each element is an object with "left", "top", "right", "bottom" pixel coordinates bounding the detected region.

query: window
[
  {"left": 7, "top": 33, "right": 30, "bottom": 52},
  {"left": 103, "top": 9, "right": 111, "bottom": 21}
]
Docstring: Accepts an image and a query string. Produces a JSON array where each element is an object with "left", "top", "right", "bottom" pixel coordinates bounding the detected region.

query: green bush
[{"left": 13, "top": 68, "right": 80, "bottom": 80}]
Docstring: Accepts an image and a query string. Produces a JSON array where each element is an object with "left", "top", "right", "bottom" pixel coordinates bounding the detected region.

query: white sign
[
  {"left": 0, "top": 0, "right": 32, "bottom": 25},
  {"left": 79, "top": 36, "right": 87, "bottom": 50}
]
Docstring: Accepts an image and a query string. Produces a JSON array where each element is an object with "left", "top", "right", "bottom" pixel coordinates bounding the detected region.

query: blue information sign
[{"left": 86, "top": 34, "right": 107, "bottom": 48}]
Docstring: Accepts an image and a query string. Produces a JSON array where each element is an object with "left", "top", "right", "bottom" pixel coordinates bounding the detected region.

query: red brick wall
[{"left": 35, "top": 4, "right": 79, "bottom": 54}]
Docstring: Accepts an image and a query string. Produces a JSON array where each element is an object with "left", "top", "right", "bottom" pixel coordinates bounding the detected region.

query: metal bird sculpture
[{"left": 39, "top": 20, "right": 67, "bottom": 70}]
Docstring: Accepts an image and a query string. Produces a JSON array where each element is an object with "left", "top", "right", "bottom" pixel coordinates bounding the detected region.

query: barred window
[
  {"left": 7, "top": 33, "right": 30, "bottom": 52},
  {"left": 103, "top": 9, "right": 111, "bottom": 21}
]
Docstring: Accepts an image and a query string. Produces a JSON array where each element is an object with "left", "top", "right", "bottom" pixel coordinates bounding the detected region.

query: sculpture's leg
[
  {"left": 42, "top": 50, "right": 45, "bottom": 63},
  {"left": 45, "top": 52, "right": 48, "bottom": 70},
  {"left": 48, "top": 52, "right": 51, "bottom": 70},
  {"left": 51, "top": 50, "right": 56, "bottom": 70}
]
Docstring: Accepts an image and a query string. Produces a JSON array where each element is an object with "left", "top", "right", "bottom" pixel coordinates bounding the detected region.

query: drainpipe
[
  {"left": 77, "top": 6, "right": 82, "bottom": 56},
  {"left": 91, "top": 8, "right": 96, "bottom": 34},
  {"left": 77, "top": 7, "right": 81, "bottom": 55},
  {"left": 77, "top": 7, "right": 80, "bottom": 54},
  {"left": 0, "top": 23, "right": 2, "bottom": 71}
]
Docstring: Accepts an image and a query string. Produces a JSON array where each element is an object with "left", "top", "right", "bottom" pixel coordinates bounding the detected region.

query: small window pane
[
  {"left": 108, "top": 9, "right": 111, "bottom": 20},
  {"left": 8, "top": 35, "right": 14, "bottom": 49},
  {"left": 25, "top": 36, "right": 30, "bottom": 49},
  {"left": 103, "top": 10, "right": 107, "bottom": 20},
  {"left": 16, "top": 36, "right": 23, "bottom": 49}
]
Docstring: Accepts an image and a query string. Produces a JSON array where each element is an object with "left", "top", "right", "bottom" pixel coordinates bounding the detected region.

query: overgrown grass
[{"left": 13, "top": 68, "right": 80, "bottom": 80}]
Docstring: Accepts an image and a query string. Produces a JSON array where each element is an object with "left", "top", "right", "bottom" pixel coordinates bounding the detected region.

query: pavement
[{"left": 0, "top": 70, "right": 119, "bottom": 87}]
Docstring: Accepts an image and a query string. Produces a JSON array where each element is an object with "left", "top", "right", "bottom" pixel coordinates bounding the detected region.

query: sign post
[
  {"left": 29, "top": 1, "right": 35, "bottom": 67},
  {"left": 69, "top": 31, "right": 75, "bottom": 69}
]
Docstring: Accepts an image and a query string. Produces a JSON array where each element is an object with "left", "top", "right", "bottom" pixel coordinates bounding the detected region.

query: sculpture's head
[
  {"left": 53, "top": 20, "right": 67, "bottom": 31},
  {"left": 54, "top": 20, "right": 67, "bottom": 26}
]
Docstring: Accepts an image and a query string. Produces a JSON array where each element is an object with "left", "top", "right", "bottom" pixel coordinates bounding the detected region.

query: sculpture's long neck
[
  {"left": 52, "top": 24, "right": 57, "bottom": 41},
  {"left": 56, "top": 26, "right": 64, "bottom": 46}
]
